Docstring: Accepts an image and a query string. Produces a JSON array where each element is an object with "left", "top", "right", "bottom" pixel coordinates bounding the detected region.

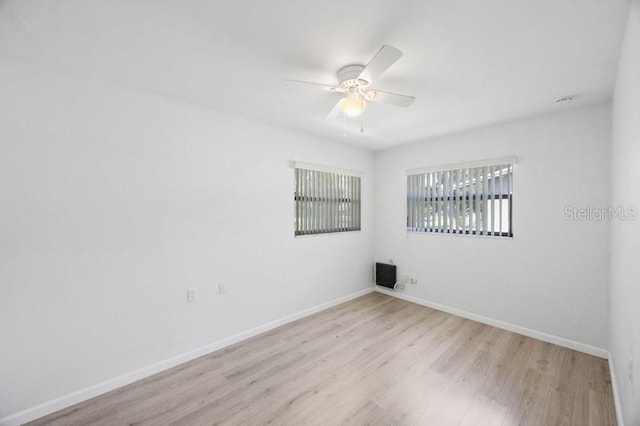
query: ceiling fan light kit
[
  {"left": 341, "top": 88, "right": 367, "bottom": 118},
  {"left": 284, "top": 45, "right": 415, "bottom": 121}
]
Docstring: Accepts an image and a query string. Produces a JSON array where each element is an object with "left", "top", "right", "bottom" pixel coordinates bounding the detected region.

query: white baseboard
[
  {"left": 374, "top": 286, "right": 608, "bottom": 359},
  {"left": 608, "top": 353, "right": 625, "bottom": 426},
  {"left": 0, "top": 287, "right": 374, "bottom": 426}
]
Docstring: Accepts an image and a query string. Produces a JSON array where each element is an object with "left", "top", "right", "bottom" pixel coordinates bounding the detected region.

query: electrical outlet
[
  {"left": 187, "top": 288, "right": 198, "bottom": 302},
  {"left": 629, "top": 357, "right": 634, "bottom": 383},
  {"left": 218, "top": 282, "right": 227, "bottom": 294},
  {"left": 410, "top": 277, "right": 418, "bottom": 285}
]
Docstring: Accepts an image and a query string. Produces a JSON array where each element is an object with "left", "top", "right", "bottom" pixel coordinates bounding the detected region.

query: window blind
[
  {"left": 294, "top": 167, "right": 361, "bottom": 236},
  {"left": 407, "top": 160, "right": 514, "bottom": 237}
]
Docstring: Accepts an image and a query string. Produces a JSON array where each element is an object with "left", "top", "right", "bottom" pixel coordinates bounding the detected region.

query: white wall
[
  {"left": 374, "top": 104, "right": 611, "bottom": 350},
  {"left": 0, "top": 54, "right": 374, "bottom": 419},
  {"left": 610, "top": 1, "right": 640, "bottom": 424},
  {"left": 0, "top": 36, "right": 626, "bottom": 423}
]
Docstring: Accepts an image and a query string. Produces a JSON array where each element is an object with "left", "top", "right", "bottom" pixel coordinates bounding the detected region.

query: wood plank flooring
[{"left": 28, "top": 292, "right": 616, "bottom": 425}]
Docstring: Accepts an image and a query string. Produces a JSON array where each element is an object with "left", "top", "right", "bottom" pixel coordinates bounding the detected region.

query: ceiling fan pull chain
[
  {"left": 360, "top": 98, "right": 365, "bottom": 133},
  {"left": 343, "top": 114, "right": 347, "bottom": 137}
]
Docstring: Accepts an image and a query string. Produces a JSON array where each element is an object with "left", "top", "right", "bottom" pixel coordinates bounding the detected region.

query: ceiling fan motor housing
[{"left": 337, "top": 64, "right": 369, "bottom": 89}]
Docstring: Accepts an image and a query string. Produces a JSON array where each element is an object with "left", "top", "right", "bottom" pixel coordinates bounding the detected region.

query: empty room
[{"left": 1, "top": 0, "right": 639, "bottom": 425}]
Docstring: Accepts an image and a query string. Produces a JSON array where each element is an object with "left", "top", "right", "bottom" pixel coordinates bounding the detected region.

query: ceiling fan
[{"left": 284, "top": 45, "right": 415, "bottom": 119}]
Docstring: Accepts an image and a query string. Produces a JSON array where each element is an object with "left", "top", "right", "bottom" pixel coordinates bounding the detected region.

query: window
[
  {"left": 406, "top": 157, "right": 515, "bottom": 237},
  {"left": 294, "top": 164, "right": 361, "bottom": 236}
]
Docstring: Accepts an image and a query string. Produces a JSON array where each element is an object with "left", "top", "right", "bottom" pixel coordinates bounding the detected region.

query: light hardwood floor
[{"left": 29, "top": 292, "right": 616, "bottom": 425}]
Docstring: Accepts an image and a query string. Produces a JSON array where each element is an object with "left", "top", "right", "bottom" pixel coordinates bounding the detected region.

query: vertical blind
[
  {"left": 406, "top": 161, "right": 514, "bottom": 237},
  {"left": 295, "top": 167, "right": 361, "bottom": 236}
]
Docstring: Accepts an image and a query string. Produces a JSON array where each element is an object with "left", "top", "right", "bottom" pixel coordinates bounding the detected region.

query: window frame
[
  {"left": 406, "top": 157, "right": 516, "bottom": 239},
  {"left": 293, "top": 162, "right": 362, "bottom": 237}
]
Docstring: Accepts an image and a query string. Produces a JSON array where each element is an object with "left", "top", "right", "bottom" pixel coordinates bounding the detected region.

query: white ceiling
[{"left": 0, "top": 0, "right": 630, "bottom": 150}]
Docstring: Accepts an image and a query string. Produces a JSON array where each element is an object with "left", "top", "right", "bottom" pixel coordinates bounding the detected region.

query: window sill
[
  {"left": 294, "top": 230, "right": 362, "bottom": 238},
  {"left": 406, "top": 230, "right": 514, "bottom": 240}
]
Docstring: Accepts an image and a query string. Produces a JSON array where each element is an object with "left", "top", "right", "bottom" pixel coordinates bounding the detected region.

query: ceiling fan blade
[
  {"left": 326, "top": 98, "right": 345, "bottom": 120},
  {"left": 357, "top": 45, "right": 403, "bottom": 83},
  {"left": 366, "top": 90, "right": 415, "bottom": 107},
  {"left": 283, "top": 79, "right": 338, "bottom": 92}
]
